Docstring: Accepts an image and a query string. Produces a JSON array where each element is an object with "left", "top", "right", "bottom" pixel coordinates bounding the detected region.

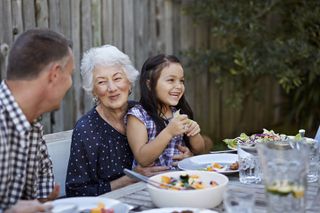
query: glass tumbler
[
  {"left": 238, "top": 145, "right": 262, "bottom": 184},
  {"left": 223, "top": 186, "right": 255, "bottom": 213}
]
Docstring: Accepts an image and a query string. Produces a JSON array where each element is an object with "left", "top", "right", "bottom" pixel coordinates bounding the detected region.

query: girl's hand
[
  {"left": 165, "top": 114, "right": 189, "bottom": 137},
  {"left": 185, "top": 119, "right": 201, "bottom": 137}
]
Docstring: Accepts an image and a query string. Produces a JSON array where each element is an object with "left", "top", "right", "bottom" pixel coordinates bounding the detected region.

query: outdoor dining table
[{"left": 101, "top": 172, "right": 320, "bottom": 212}]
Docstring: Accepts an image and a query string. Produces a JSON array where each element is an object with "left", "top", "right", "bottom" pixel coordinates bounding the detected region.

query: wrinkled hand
[
  {"left": 166, "top": 114, "right": 189, "bottom": 137},
  {"left": 4, "top": 200, "right": 52, "bottom": 213},
  {"left": 172, "top": 145, "right": 193, "bottom": 166},
  {"left": 134, "top": 164, "right": 169, "bottom": 177},
  {"left": 38, "top": 184, "right": 60, "bottom": 203},
  {"left": 185, "top": 119, "right": 201, "bottom": 137}
]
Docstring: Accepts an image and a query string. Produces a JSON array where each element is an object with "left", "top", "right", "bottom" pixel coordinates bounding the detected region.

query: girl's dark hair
[{"left": 140, "top": 54, "right": 193, "bottom": 145}]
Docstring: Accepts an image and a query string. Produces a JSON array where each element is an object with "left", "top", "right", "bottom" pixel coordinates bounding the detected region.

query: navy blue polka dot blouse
[{"left": 65, "top": 107, "right": 133, "bottom": 197}]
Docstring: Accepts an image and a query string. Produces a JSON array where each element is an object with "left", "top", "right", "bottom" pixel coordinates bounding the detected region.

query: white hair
[{"left": 80, "top": 45, "right": 139, "bottom": 94}]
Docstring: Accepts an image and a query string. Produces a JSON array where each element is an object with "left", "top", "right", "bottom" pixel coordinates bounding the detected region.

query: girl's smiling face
[{"left": 155, "top": 63, "right": 185, "bottom": 108}]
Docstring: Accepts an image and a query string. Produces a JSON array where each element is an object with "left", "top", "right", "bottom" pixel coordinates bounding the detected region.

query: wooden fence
[{"left": 0, "top": 0, "right": 280, "bottom": 144}]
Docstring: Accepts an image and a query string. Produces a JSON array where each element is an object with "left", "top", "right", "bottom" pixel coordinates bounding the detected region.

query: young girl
[{"left": 126, "top": 54, "right": 205, "bottom": 169}]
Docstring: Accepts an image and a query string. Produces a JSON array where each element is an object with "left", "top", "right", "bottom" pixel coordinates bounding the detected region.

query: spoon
[{"left": 123, "top": 169, "right": 189, "bottom": 190}]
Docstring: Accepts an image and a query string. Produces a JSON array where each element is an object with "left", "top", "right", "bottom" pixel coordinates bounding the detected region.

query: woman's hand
[
  {"left": 172, "top": 145, "right": 193, "bottom": 166},
  {"left": 134, "top": 164, "right": 169, "bottom": 177}
]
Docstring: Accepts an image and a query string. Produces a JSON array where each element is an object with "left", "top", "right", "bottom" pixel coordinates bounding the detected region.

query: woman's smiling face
[
  {"left": 93, "top": 65, "right": 131, "bottom": 110},
  {"left": 155, "top": 63, "right": 185, "bottom": 108}
]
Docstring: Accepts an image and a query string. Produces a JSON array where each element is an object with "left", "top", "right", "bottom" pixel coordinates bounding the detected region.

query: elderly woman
[{"left": 65, "top": 45, "right": 192, "bottom": 197}]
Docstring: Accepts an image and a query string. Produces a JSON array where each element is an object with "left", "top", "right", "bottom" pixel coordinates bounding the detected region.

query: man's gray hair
[{"left": 80, "top": 45, "right": 139, "bottom": 94}]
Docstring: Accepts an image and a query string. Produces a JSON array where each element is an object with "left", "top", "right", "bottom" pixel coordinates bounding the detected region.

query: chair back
[
  {"left": 315, "top": 125, "right": 320, "bottom": 143},
  {"left": 45, "top": 130, "right": 73, "bottom": 197}
]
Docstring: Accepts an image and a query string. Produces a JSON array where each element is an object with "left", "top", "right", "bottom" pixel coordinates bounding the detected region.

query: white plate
[
  {"left": 52, "top": 197, "right": 130, "bottom": 213},
  {"left": 140, "top": 208, "right": 218, "bottom": 213},
  {"left": 178, "top": 153, "right": 239, "bottom": 174}
]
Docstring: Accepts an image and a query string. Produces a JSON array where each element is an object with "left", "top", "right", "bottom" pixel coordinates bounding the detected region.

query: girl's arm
[
  {"left": 185, "top": 120, "right": 205, "bottom": 154},
  {"left": 127, "top": 114, "right": 188, "bottom": 167}
]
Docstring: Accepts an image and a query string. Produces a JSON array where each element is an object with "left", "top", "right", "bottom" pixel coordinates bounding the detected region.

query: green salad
[{"left": 223, "top": 129, "right": 303, "bottom": 149}]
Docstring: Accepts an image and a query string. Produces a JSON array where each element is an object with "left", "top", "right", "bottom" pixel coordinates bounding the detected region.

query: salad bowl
[{"left": 147, "top": 170, "right": 229, "bottom": 208}]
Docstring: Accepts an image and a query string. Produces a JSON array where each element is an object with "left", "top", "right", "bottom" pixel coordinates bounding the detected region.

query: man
[{"left": 0, "top": 29, "right": 74, "bottom": 212}]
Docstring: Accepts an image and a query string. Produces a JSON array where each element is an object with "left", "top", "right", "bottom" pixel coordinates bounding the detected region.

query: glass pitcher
[{"left": 257, "top": 140, "right": 309, "bottom": 213}]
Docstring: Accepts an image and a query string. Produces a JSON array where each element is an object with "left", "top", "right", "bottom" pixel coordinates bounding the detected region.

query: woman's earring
[{"left": 93, "top": 96, "right": 99, "bottom": 105}]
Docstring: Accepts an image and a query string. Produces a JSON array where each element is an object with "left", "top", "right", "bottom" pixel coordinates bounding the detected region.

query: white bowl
[{"left": 147, "top": 170, "right": 229, "bottom": 208}]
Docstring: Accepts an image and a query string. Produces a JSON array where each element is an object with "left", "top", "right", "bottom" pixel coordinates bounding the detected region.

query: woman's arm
[
  {"left": 126, "top": 114, "right": 189, "bottom": 167},
  {"left": 110, "top": 175, "right": 135, "bottom": 191}
]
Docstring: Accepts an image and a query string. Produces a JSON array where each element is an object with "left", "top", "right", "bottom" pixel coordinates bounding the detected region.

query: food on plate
[
  {"left": 80, "top": 202, "right": 114, "bottom": 213},
  {"left": 203, "top": 161, "right": 239, "bottom": 172},
  {"left": 205, "top": 162, "right": 225, "bottom": 171},
  {"left": 229, "top": 161, "right": 239, "bottom": 170},
  {"left": 160, "top": 174, "right": 219, "bottom": 190},
  {"left": 223, "top": 129, "right": 288, "bottom": 149}
]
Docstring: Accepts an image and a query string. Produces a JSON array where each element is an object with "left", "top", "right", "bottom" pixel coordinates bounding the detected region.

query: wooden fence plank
[
  {"left": 11, "top": 0, "right": 24, "bottom": 41},
  {"left": 123, "top": 0, "right": 135, "bottom": 60},
  {"left": 71, "top": 0, "right": 82, "bottom": 120},
  {"left": 171, "top": 0, "right": 181, "bottom": 55},
  {"left": 163, "top": 0, "right": 173, "bottom": 54},
  {"left": 148, "top": 0, "right": 158, "bottom": 55},
  {"left": 113, "top": 0, "right": 123, "bottom": 50},
  {"left": 35, "top": 0, "right": 49, "bottom": 28},
  {"left": 48, "top": 0, "right": 60, "bottom": 31},
  {"left": 22, "top": 0, "right": 36, "bottom": 30},
  {"left": 81, "top": 0, "right": 94, "bottom": 114},
  {"left": 123, "top": 0, "right": 137, "bottom": 98},
  {"left": 102, "top": 0, "right": 113, "bottom": 44},
  {"left": 91, "top": 0, "right": 102, "bottom": 47},
  {"left": 133, "top": 0, "right": 150, "bottom": 97}
]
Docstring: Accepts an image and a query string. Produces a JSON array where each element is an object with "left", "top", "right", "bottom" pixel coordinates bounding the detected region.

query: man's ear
[{"left": 47, "top": 63, "right": 61, "bottom": 84}]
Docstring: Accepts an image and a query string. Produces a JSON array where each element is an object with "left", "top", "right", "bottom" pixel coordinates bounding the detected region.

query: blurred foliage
[{"left": 184, "top": 0, "right": 320, "bottom": 131}]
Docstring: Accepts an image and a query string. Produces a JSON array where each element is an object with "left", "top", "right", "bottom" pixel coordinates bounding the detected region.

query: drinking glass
[
  {"left": 257, "top": 140, "right": 309, "bottom": 213},
  {"left": 238, "top": 145, "right": 262, "bottom": 184},
  {"left": 223, "top": 186, "right": 255, "bottom": 213},
  {"left": 303, "top": 138, "right": 319, "bottom": 182}
]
